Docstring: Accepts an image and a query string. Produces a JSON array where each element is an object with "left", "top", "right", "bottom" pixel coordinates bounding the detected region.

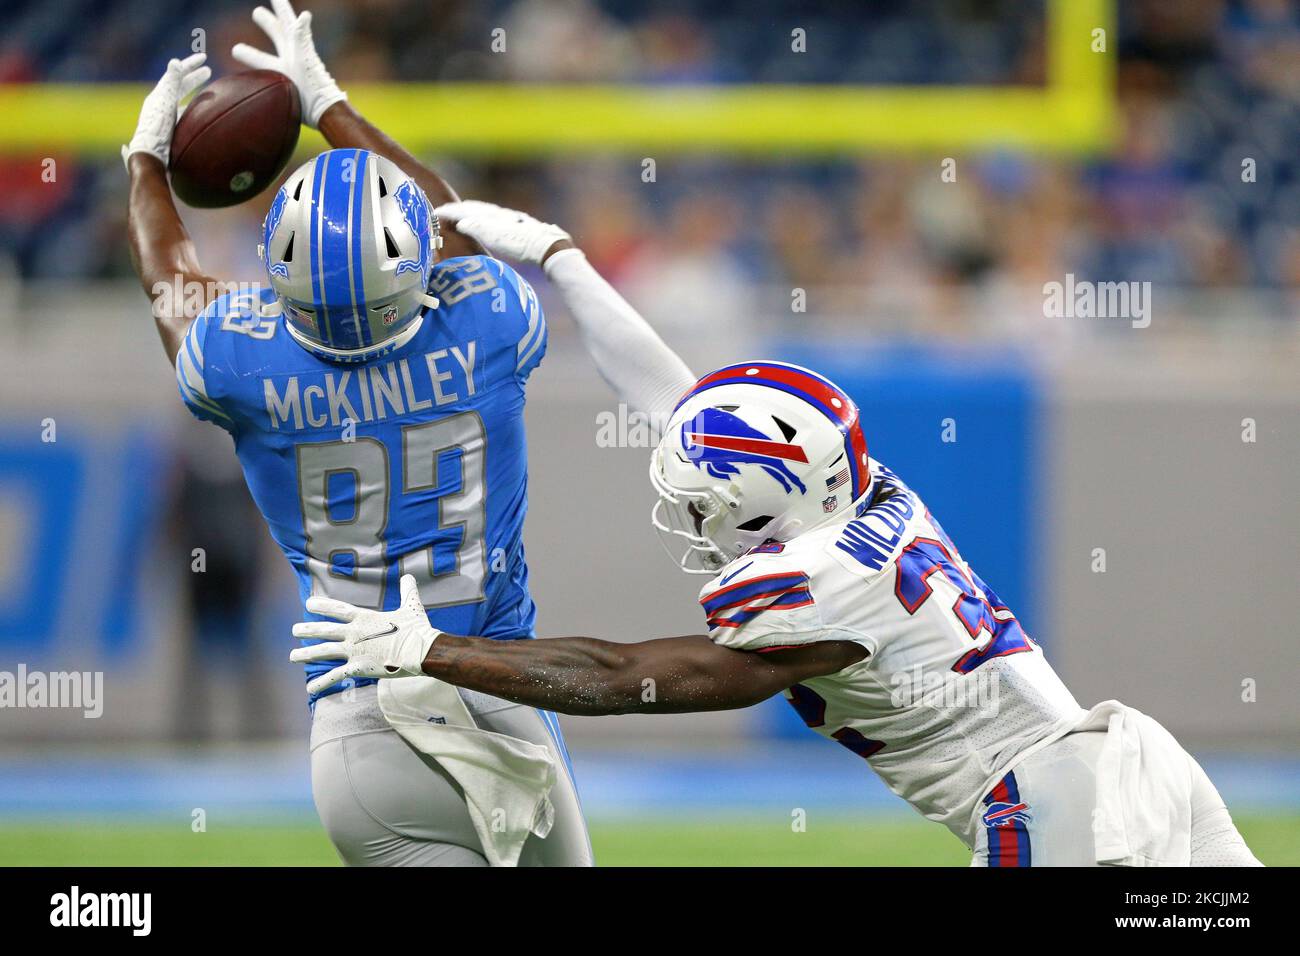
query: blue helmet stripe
[
  {"left": 701, "top": 572, "right": 808, "bottom": 616},
  {"left": 348, "top": 148, "right": 370, "bottom": 346},
  {"left": 308, "top": 151, "right": 330, "bottom": 346},
  {"left": 319, "top": 150, "right": 357, "bottom": 349}
]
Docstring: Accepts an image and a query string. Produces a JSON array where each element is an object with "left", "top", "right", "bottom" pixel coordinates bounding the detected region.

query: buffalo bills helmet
[
  {"left": 650, "top": 361, "right": 872, "bottom": 574},
  {"left": 259, "top": 148, "right": 443, "bottom": 363}
]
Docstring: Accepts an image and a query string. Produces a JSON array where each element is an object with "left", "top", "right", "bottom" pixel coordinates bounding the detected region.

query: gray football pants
[{"left": 310, "top": 683, "right": 594, "bottom": 866}]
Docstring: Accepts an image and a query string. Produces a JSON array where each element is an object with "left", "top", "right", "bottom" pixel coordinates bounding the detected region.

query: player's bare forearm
[
  {"left": 421, "top": 635, "right": 647, "bottom": 715},
  {"left": 542, "top": 239, "right": 575, "bottom": 264},
  {"left": 126, "top": 153, "right": 220, "bottom": 362},
  {"left": 421, "top": 633, "right": 866, "bottom": 717},
  {"left": 316, "top": 101, "right": 483, "bottom": 258},
  {"left": 422, "top": 634, "right": 762, "bottom": 715}
]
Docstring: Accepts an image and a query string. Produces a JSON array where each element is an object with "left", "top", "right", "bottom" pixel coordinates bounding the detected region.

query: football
[{"left": 169, "top": 69, "right": 301, "bottom": 208}]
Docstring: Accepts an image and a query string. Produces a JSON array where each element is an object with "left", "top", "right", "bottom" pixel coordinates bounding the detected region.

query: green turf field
[{"left": 1, "top": 814, "right": 1295, "bottom": 866}]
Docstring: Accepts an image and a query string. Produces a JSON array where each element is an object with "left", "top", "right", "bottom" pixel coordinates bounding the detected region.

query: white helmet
[
  {"left": 650, "top": 361, "right": 872, "bottom": 574},
  {"left": 259, "top": 148, "right": 443, "bottom": 363}
]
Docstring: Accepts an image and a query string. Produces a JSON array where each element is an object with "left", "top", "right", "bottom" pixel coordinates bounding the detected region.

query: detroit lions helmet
[
  {"left": 650, "top": 362, "right": 872, "bottom": 574},
  {"left": 259, "top": 148, "right": 443, "bottom": 363}
]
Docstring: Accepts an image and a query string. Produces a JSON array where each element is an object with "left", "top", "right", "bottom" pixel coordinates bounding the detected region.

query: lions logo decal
[
  {"left": 392, "top": 180, "right": 433, "bottom": 279},
  {"left": 263, "top": 186, "right": 290, "bottom": 279}
]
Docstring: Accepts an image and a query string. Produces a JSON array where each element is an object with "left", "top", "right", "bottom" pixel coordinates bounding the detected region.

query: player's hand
[
  {"left": 290, "top": 574, "right": 441, "bottom": 696},
  {"left": 231, "top": 0, "right": 346, "bottom": 128},
  {"left": 121, "top": 53, "right": 211, "bottom": 171},
  {"left": 434, "top": 201, "right": 573, "bottom": 267}
]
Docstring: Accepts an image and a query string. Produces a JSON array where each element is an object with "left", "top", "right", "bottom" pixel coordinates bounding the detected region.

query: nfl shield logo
[
  {"left": 822, "top": 495, "right": 838, "bottom": 513},
  {"left": 382, "top": 305, "right": 400, "bottom": 326}
]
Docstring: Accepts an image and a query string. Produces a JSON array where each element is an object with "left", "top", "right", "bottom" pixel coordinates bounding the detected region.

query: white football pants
[{"left": 970, "top": 729, "right": 1261, "bottom": 867}]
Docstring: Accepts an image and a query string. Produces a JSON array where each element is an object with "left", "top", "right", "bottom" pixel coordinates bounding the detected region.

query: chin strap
[{"left": 282, "top": 311, "right": 426, "bottom": 363}]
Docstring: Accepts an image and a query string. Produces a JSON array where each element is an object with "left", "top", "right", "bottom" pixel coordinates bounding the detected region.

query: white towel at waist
[
  {"left": 378, "top": 676, "right": 556, "bottom": 867},
  {"left": 1075, "top": 700, "right": 1194, "bottom": 867}
]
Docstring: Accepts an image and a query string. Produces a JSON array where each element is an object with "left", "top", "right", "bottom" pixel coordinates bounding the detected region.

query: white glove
[
  {"left": 290, "top": 574, "right": 441, "bottom": 696},
  {"left": 231, "top": 0, "right": 346, "bottom": 128},
  {"left": 435, "top": 200, "right": 572, "bottom": 267},
  {"left": 121, "top": 53, "right": 211, "bottom": 170}
]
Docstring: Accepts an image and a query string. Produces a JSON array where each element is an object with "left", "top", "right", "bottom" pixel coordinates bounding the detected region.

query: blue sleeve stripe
[
  {"left": 707, "top": 587, "right": 814, "bottom": 629},
  {"left": 701, "top": 572, "right": 810, "bottom": 615}
]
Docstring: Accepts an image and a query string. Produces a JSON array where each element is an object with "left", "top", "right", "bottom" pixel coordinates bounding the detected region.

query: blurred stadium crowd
[{"left": 0, "top": 0, "right": 1297, "bottom": 339}]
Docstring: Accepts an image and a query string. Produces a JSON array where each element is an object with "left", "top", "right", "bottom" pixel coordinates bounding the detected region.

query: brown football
[{"left": 169, "top": 70, "right": 301, "bottom": 208}]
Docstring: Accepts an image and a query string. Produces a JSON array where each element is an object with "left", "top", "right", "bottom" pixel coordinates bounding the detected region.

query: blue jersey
[{"left": 175, "top": 256, "right": 548, "bottom": 702}]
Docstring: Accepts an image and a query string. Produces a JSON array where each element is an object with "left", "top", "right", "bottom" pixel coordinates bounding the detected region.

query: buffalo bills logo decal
[{"left": 681, "top": 408, "right": 808, "bottom": 494}]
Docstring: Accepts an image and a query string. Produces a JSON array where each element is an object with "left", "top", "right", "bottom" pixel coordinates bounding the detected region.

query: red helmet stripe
[
  {"left": 687, "top": 432, "right": 810, "bottom": 463},
  {"left": 688, "top": 363, "right": 854, "bottom": 426}
]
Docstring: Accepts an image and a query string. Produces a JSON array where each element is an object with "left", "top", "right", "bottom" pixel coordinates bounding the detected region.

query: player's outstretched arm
[
  {"left": 124, "top": 54, "right": 223, "bottom": 363},
  {"left": 436, "top": 200, "right": 698, "bottom": 428},
  {"left": 291, "top": 576, "right": 865, "bottom": 713},
  {"left": 315, "top": 103, "right": 482, "bottom": 257},
  {"left": 419, "top": 632, "right": 865, "bottom": 716},
  {"left": 231, "top": 0, "right": 482, "bottom": 258}
]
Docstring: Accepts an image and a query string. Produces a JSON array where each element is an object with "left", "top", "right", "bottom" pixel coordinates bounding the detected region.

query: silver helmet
[{"left": 259, "top": 148, "right": 443, "bottom": 363}]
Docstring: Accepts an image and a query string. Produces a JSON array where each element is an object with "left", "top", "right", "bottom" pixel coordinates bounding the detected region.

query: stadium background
[{"left": 0, "top": 0, "right": 1297, "bottom": 865}]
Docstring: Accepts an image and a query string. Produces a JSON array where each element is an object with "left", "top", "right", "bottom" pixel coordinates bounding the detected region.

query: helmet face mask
[
  {"left": 260, "top": 148, "right": 443, "bottom": 363},
  {"left": 648, "top": 453, "right": 737, "bottom": 574},
  {"left": 648, "top": 362, "right": 873, "bottom": 575}
]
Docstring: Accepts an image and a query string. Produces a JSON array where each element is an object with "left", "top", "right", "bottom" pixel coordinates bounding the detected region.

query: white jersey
[{"left": 699, "top": 461, "right": 1085, "bottom": 845}]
